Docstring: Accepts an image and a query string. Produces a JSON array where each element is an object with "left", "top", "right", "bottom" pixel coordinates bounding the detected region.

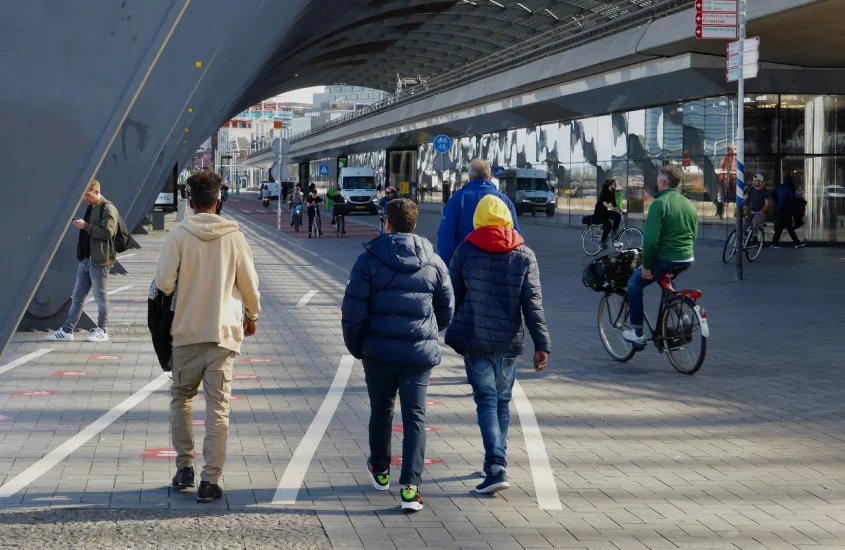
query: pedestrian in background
[
  {"left": 47, "top": 179, "right": 118, "bottom": 343},
  {"left": 436, "top": 159, "right": 521, "bottom": 265},
  {"left": 342, "top": 198, "right": 454, "bottom": 512},
  {"left": 445, "top": 195, "right": 550, "bottom": 494},
  {"left": 156, "top": 171, "right": 261, "bottom": 504},
  {"left": 771, "top": 175, "right": 806, "bottom": 249}
]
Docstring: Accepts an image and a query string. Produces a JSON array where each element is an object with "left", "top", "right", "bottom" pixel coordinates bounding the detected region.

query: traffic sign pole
[{"left": 735, "top": 0, "right": 746, "bottom": 281}]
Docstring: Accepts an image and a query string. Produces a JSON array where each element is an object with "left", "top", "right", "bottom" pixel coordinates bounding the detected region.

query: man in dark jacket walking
[
  {"left": 342, "top": 198, "right": 454, "bottom": 512},
  {"left": 436, "top": 159, "right": 521, "bottom": 265},
  {"left": 445, "top": 195, "right": 550, "bottom": 495},
  {"left": 771, "top": 176, "right": 806, "bottom": 249}
]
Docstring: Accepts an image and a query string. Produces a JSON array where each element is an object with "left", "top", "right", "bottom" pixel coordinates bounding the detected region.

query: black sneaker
[
  {"left": 400, "top": 486, "right": 424, "bottom": 512},
  {"left": 196, "top": 480, "right": 224, "bottom": 503},
  {"left": 171, "top": 466, "right": 195, "bottom": 489},
  {"left": 367, "top": 457, "right": 390, "bottom": 491},
  {"left": 475, "top": 468, "right": 510, "bottom": 494}
]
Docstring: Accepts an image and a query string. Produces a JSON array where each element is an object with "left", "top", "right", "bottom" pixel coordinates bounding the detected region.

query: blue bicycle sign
[{"left": 433, "top": 135, "right": 452, "bottom": 154}]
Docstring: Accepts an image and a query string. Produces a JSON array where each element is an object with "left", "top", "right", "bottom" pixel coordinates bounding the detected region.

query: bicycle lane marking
[
  {"left": 0, "top": 372, "right": 171, "bottom": 498},
  {"left": 272, "top": 355, "right": 354, "bottom": 505},
  {"left": 512, "top": 380, "right": 563, "bottom": 510},
  {"left": 0, "top": 349, "right": 53, "bottom": 376},
  {"left": 295, "top": 290, "right": 318, "bottom": 309}
]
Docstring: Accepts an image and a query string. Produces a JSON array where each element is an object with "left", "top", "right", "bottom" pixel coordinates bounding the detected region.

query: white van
[
  {"left": 259, "top": 181, "right": 280, "bottom": 200},
  {"left": 498, "top": 167, "right": 556, "bottom": 217},
  {"left": 338, "top": 167, "right": 378, "bottom": 214}
]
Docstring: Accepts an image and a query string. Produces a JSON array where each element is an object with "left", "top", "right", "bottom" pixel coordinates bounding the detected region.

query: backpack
[
  {"left": 100, "top": 202, "right": 131, "bottom": 253},
  {"left": 582, "top": 249, "right": 642, "bottom": 293}
]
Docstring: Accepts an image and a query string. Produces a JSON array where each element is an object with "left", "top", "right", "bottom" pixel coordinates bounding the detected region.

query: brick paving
[{"left": 0, "top": 192, "right": 843, "bottom": 548}]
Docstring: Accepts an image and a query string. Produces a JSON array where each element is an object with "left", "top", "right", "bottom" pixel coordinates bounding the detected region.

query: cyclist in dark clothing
[
  {"left": 594, "top": 179, "right": 622, "bottom": 248},
  {"left": 331, "top": 188, "right": 347, "bottom": 234},
  {"left": 306, "top": 189, "right": 324, "bottom": 237}
]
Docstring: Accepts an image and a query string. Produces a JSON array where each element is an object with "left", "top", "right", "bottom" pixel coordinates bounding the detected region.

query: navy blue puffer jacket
[
  {"left": 445, "top": 226, "right": 550, "bottom": 357},
  {"left": 342, "top": 233, "right": 455, "bottom": 367}
]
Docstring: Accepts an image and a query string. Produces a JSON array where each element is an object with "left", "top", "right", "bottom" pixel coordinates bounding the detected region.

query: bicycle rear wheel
[
  {"left": 746, "top": 228, "right": 765, "bottom": 261},
  {"left": 582, "top": 226, "right": 603, "bottom": 256},
  {"left": 598, "top": 293, "right": 636, "bottom": 362},
  {"left": 619, "top": 227, "right": 643, "bottom": 250},
  {"left": 336, "top": 216, "right": 344, "bottom": 237},
  {"left": 294, "top": 214, "right": 301, "bottom": 232},
  {"left": 661, "top": 296, "right": 706, "bottom": 375},
  {"left": 722, "top": 230, "right": 737, "bottom": 264}
]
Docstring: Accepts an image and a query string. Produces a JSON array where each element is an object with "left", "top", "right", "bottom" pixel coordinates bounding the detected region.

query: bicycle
[
  {"left": 582, "top": 212, "right": 643, "bottom": 256},
  {"left": 292, "top": 205, "right": 303, "bottom": 232},
  {"left": 378, "top": 207, "right": 386, "bottom": 236},
  {"left": 335, "top": 212, "right": 345, "bottom": 238},
  {"left": 310, "top": 211, "right": 322, "bottom": 239},
  {"left": 722, "top": 217, "right": 766, "bottom": 264},
  {"left": 596, "top": 263, "right": 709, "bottom": 375}
]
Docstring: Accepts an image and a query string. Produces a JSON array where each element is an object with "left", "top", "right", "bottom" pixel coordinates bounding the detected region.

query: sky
[{"left": 271, "top": 86, "right": 325, "bottom": 104}]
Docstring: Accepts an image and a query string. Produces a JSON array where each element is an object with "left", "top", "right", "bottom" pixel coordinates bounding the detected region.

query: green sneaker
[
  {"left": 401, "top": 486, "right": 424, "bottom": 512},
  {"left": 367, "top": 457, "right": 390, "bottom": 491}
]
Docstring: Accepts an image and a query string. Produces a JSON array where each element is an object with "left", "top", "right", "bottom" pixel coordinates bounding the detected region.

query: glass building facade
[{"left": 295, "top": 94, "right": 845, "bottom": 242}]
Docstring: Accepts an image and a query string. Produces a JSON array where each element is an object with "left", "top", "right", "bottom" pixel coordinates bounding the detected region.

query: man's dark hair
[
  {"left": 386, "top": 198, "right": 417, "bottom": 233},
  {"left": 658, "top": 165, "right": 682, "bottom": 189},
  {"left": 187, "top": 172, "right": 222, "bottom": 209}
]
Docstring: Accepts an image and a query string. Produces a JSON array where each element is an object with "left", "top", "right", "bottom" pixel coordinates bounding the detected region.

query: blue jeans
[
  {"left": 363, "top": 360, "right": 432, "bottom": 485},
  {"left": 63, "top": 258, "right": 111, "bottom": 332},
  {"left": 627, "top": 260, "right": 692, "bottom": 328},
  {"left": 464, "top": 354, "right": 518, "bottom": 471}
]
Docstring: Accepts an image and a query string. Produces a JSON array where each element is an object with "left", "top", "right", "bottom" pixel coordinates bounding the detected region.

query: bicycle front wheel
[
  {"left": 722, "top": 230, "right": 737, "bottom": 264},
  {"left": 294, "top": 215, "right": 301, "bottom": 232},
  {"left": 582, "top": 226, "right": 603, "bottom": 256},
  {"left": 661, "top": 296, "right": 706, "bottom": 375},
  {"left": 598, "top": 293, "right": 636, "bottom": 362},
  {"left": 619, "top": 227, "right": 643, "bottom": 250},
  {"left": 746, "top": 229, "right": 765, "bottom": 261}
]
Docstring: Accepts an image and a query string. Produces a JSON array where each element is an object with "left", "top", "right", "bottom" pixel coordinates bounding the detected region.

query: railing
[{"left": 258, "top": 0, "right": 692, "bottom": 149}]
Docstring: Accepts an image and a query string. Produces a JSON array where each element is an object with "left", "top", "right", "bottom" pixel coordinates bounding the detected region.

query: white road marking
[
  {"left": 85, "top": 284, "right": 134, "bottom": 303},
  {"left": 272, "top": 355, "right": 354, "bottom": 504},
  {"left": 117, "top": 253, "right": 136, "bottom": 259},
  {"left": 0, "top": 372, "right": 170, "bottom": 498},
  {"left": 295, "top": 290, "right": 318, "bottom": 308},
  {"left": 0, "top": 349, "right": 53, "bottom": 376},
  {"left": 512, "top": 380, "right": 563, "bottom": 510}
]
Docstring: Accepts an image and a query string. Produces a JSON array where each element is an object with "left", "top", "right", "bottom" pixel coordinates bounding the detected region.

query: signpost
[
  {"left": 696, "top": 0, "right": 749, "bottom": 280},
  {"left": 433, "top": 135, "right": 452, "bottom": 204},
  {"left": 318, "top": 164, "right": 330, "bottom": 177},
  {"left": 271, "top": 138, "right": 289, "bottom": 238}
]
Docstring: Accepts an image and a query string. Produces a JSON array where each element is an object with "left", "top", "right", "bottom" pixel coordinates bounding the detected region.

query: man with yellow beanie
[{"left": 445, "top": 195, "right": 550, "bottom": 494}]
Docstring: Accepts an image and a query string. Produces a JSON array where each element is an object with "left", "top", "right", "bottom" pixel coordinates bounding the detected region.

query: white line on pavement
[
  {"left": 272, "top": 355, "right": 354, "bottom": 504},
  {"left": 295, "top": 290, "right": 318, "bottom": 308},
  {"left": 0, "top": 372, "right": 171, "bottom": 498},
  {"left": 85, "top": 284, "right": 134, "bottom": 303},
  {"left": 512, "top": 380, "right": 563, "bottom": 511},
  {"left": 117, "top": 253, "right": 136, "bottom": 259},
  {"left": 0, "top": 349, "right": 53, "bottom": 376}
]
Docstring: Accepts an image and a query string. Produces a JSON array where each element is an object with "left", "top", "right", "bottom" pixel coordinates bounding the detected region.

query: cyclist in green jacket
[{"left": 623, "top": 166, "right": 698, "bottom": 346}]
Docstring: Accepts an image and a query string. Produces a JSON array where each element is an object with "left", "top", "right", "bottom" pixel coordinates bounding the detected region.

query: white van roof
[{"left": 340, "top": 167, "right": 374, "bottom": 177}]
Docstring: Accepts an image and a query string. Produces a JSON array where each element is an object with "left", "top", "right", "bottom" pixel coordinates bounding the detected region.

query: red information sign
[
  {"left": 51, "top": 371, "right": 91, "bottom": 377},
  {"left": 392, "top": 425, "right": 441, "bottom": 433},
  {"left": 13, "top": 390, "right": 55, "bottom": 397},
  {"left": 139, "top": 447, "right": 198, "bottom": 459},
  {"left": 390, "top": 456, "right": 442, "bottom": 466},
  {"left": 232, "top": 374, "right": 260, "bottom": 380},
  {"left": 89, "top": 354, "right": 123, "bottom": 360}
]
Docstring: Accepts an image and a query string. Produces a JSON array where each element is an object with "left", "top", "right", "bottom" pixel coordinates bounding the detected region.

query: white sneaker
[
  {"left": 85, "top": 328, "right": 109, "bottom": 343},
  {"left": 45, "top": 329, "right": 73, "bottom": 341},
  {"left": 622, "top": 329, "right": 646, "bottom": 346}
]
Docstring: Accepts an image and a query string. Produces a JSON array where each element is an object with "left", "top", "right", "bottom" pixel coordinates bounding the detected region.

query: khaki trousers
[{"left": 170, "top": 343, "right": 235, "bottom": 483}]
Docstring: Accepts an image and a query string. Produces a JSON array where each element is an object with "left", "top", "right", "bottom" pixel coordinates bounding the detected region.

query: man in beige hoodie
[{"left": 155, "top": 171, "right": 260, "bottom": 503}]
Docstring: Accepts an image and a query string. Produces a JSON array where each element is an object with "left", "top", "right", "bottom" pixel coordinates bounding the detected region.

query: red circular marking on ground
[
  {"left": 333, "top": 311, "right": 340, "bottom": 315},
  {"left": 232, "top": 374, "right": 260, "bottom": 380},
  {"left": 111, "top": 306, "right": 129, "bottom": 311},
  {"left": 51, "top": 371, "right": 91, "bottom": 377},
  {"left": 390, "top": 456, "right": 442, "bottom": 466},
  {"left": 396, "top": 400, "right": 443, "bottom": 406},
  {"left": 392, "top": 425, "right": 441, "bottom": 433},
  {"left": 0, "top": 415, "right": 13, "bottom": 421},
  {"left": 239, "top": 358, "right": 271, "bottom": 363},
  {"left": 89, "top": 354, "right": 123, "bottom": 360},
  {"left": 139, "top": 447, "right": 198, "bottom": 459},
  {"left": 12, "top": 390, "right": 55, "bottom": 397},
  {"left": 192, "top": 419, "right": 205, "bottom": 427}
]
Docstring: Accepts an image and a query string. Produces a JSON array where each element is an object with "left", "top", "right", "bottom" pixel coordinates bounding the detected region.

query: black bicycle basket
[{"left": 582, "top": 248, "right": 642, "bottom": 292}]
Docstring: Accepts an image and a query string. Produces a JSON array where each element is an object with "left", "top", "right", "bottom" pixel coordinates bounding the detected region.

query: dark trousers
[
  {"left": 600, "top": 211, "right": 622, "bottom": 243},
  {"left": 307, "top": 209, "right": 321, "bottom": 234},
  {"left": 773, "top": 212, "right": 800, "bottom": 244},
  {"left": 363, "top": 360, "right": 432, "bottom": 485}
]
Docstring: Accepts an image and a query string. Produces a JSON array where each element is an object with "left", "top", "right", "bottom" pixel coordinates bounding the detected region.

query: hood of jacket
[
  {"left": 473, "top": 194, "right": 514, "bottom": 230},
  {"left": 364, "top": 233, "right": 435, "bottom": 273},
  {"left": 181, "top": 213, "right": 240, "bottom": 241},
  {"left": 466, "top": 226, "right": 524, "bottom": 253}
]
